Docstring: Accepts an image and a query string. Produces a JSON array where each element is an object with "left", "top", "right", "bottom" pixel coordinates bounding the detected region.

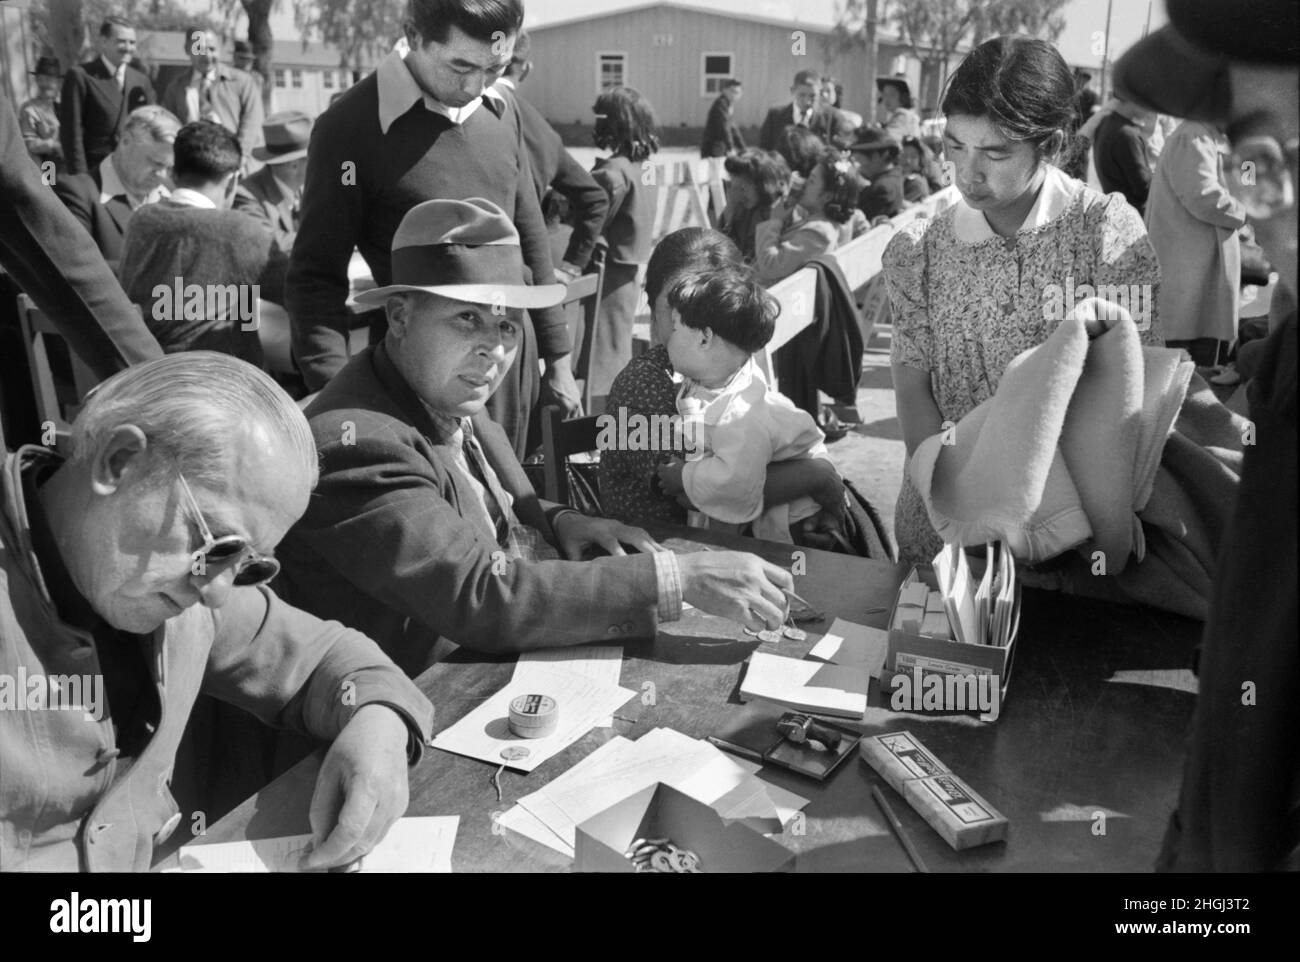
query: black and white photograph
[{"left": 0, "top": 0, "right": 1294, "bottom": 939}]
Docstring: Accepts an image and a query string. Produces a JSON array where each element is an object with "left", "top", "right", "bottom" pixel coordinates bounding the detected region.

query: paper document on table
[
  {"left": 808, "top": 618, "right": 890, "bottom": 678},
  {"left": 514, "top": 646, "right": 623, "bottom": 727},
  {"left": 178, "top": 816, "right": 459, "bottom": 872},
  {"left": 513, "top": 727, "right": 807, "bottom": 855},
  {"left": 430, "top": 664, "right": 634, "bottom": 772},
  {"left": 740, "top": 651, "right": 868, "bottom": 718}
]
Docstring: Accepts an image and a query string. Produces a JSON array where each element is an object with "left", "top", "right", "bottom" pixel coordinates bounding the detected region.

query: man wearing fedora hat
[
  {"left": 20, "top": 56, "right": 63, "bottom": 167},
  {"left": 276, "top": 197, "right": 795, "bottom": 670},
  {"left": 234, "top": 111, "right": 313, "bottom": 306},
  {"left": 876, "top": 76, "right": 920, "bottom": 143},
  {"left": 1115, "top": 0, "right": 1298, "bottom": 872},
  {"left": 848, "top": 126, "right": 919, "bottom": 222}
]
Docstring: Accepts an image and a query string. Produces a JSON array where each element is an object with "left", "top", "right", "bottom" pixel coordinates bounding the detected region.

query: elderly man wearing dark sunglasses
[{"left": 0, "top": 351, "right": 434, "bottom": 872}]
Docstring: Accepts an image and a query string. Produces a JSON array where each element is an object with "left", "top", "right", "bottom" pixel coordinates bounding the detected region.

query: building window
[
  {"left": 323, "top": 69, "right": 334, "bottom": 90},
  {"left": 291, "top": 69, "right": 303, "bottom": 89},
  {"left": 596, "top": 52, "right": 626, "bottom": 91},
  {"left": 701, "top": 53, "right": 734, "bottom": 97},
  {"left": 338, "top": 70, "right": 350, "bottom": 89},
  {"left": 274, "top": 68, "right": 286, "bottom": 89}
]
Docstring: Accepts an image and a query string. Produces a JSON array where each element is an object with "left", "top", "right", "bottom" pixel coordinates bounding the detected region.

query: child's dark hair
[
  {"left": 593, "top": 86, "right": 660, "bottom": 163},
  {"left": 645, "top": 227, "right": 740, "bottom": 307},
  {"left": 173, "top": 120, "right": 241, "bottom": 184},
  {"left": 811, "top": 147, "right": 862, "bottom": 225},
  {"left": 723, "top": 148, "right": 791, "bottom": 209},
  {"left": 774, "top": 125, "right": 825, "bottom": 177},
  {"left": 668, "top": 264, "right": 779, "bottom": 355},
  {"left": 941, "top": 35, "right": 1080, "bottom": 169}
]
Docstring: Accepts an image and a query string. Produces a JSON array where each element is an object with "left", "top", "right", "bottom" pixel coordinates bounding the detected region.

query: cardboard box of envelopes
[
  {"left": 861, "top": 731, "right": 1009, "bottom": 851},
  {"left": 880, "top": 548, "right": 1021, "bottom": 722},
  {"left": 574, "top": 783, "right": 794, "bottom": 873}
]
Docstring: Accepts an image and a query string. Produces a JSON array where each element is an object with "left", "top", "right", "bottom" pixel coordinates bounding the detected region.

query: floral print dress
[{"left": 883, "top": 165, "right": 1163, "bottom": 564}]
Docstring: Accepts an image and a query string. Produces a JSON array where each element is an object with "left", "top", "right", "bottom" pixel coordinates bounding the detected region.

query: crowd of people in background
[{"left": 0, "top": 0, "right": 1294, "bottom": 875}]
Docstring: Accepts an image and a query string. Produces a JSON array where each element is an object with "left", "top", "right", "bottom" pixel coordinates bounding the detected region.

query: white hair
[
  {"left": 122, "top": 104, "right": 181, "bottom": 144},
  {"left": 70, "top": 352, "right": 319, "bottom": 489}
]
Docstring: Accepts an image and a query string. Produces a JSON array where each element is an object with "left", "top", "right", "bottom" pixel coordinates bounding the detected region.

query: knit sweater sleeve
[
  {"left": 509, "top": 105, "right": 571, "bottom": 360},
  {"left": 286, "top": 96, "right": 368, "bottom": 391}
]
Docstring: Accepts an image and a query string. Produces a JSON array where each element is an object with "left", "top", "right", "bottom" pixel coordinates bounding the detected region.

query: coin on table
[
  {"left": 782, "top": 626, "right": 807, "bottom": 641},
  {"left": 500, "top": 746, "right": 530, "bottom": 761},
  {"left": 756, "top": 629, "right": 783, "bottom": 643}
]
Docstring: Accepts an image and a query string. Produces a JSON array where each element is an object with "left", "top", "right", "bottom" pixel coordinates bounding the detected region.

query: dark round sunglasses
[{"left": 177, "top": 474, "right": 280, "bottom": 587}]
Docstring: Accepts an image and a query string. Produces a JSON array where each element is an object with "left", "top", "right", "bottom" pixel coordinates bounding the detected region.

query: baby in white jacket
[{"left": 655, "top": 263, "right": 834, "bottom": 542}]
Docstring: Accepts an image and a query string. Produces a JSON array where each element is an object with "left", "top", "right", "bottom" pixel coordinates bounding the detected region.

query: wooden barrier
[{"left": 760, "top": 186, "right": 960, "bottom": 381}]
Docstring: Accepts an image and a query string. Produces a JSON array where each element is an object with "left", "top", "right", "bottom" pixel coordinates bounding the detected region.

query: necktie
[
  {"left": 459, "top": 419, "right": 512, "bottom": 545},
  {"left": 115, "top": 65, "right": 125, "bottom": 90}
]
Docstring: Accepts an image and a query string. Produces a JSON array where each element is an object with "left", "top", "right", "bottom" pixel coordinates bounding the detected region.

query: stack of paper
[
  {"left": 430, "top": 663, "right": 635, "bottom": 771},
  {"left": 926, "top": 541, "right": 1017, "bottom": 647},
  {"left": 932, "top": 543, "right": 979, "bottom": 646},
  {"left": 496, "top": 727, "right": 809, "bottom": 858},
  {"left": 740, "top": 651, "right": 868, "bottom": 719},
  {"left": 177, "top": 817, "right": 459, "bottom": 872}
]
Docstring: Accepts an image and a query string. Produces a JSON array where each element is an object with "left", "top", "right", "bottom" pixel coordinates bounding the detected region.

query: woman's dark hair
[
  {"left": 810, "top": 147, "right": 862, "bottom": 225},
  {"left": 645, "top": 228, "right": 740, "bottom": 307},
  {"left": 723, "top": 148, "right": 790, "bottom": 209},
  {"left": 940, "top": 35, "right": 1080, "bottom": 168},
  {"left": 593, "top": 86, "right": 660, "bottom": 162},
  {"left": 408, "top": 0, "right": 523, "bottom": 45},
  {"left": 922, "top": 133, "right": 945, "bottom": 161},
  {"left": 774, "top": 125, "right": 825, "bottom": 178}
]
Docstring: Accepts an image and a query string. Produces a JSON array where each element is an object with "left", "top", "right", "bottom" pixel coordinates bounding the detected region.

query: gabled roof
[
  {"left": 526, "top": 0, "right": 878, "bottom": 37},
  {"left": 136, "top": 30, "right": 358, "bottom": 69}
]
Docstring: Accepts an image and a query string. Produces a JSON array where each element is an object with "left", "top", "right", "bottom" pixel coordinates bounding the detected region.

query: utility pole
[{"left": 1099, "top": 0, "right": 1114, "bottom": 102}]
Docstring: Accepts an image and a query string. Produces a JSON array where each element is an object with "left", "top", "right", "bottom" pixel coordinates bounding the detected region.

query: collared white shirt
[
  {"left": 951, "top": 164, "right": 1082, "bottom": 244},
  {"left": 375, "top": 48, "right": 505, "bottom": 135},
  {"left": 98, "top": 155, "right": 170, "bottom": 208},
  {"left": 167, "top": 187, "right": 216, "bottom": 209},
  {"left": 184, "top": 67, "right": 219, "bottom": 123},
  {"left": 100, "top": 54, "right": 126, "bottom": 88}
]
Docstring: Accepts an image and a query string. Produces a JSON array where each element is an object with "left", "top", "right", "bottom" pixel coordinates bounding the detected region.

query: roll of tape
[{"left": 508, "top": 693, "right": 559, "bottom": 739}]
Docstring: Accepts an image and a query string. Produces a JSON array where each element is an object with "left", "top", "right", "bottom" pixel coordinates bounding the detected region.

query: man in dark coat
[
  {"left": 758, "top": 69, "right": 837, "bottom": 151},
  {"left": 701, "top": 78, "right": 745, "bottom": 158},
  {"left": 59, "top": 15, "right": 156, "bottom": 181},
  {"left": 1116, "top": 0, "right": 1299, "bottom": 873}
]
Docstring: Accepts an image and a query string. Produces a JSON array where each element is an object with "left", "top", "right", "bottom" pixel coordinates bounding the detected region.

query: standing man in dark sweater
[
  {"left": 701, "top": 78, "right": 745, "bottom": 158},
  {"left": 119, "top": 121, "right": 271, "bottom": 365},
  {"left": 59, "top": 16, "right": 155, "bottom": 181},
  {"left": 1092, "top": 97, "right": 1155, "bottom": 216},
  {"left": 287, "top": 0, "right": 581, "bottom": 458}
]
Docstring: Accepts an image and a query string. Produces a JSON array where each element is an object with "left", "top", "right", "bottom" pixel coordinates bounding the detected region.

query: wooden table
[{"left": 182, "top": 525, "right": 1202, "bottom": 872}]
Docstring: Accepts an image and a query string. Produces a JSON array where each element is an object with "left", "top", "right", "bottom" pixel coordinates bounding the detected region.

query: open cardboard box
[
  {"left": 880, "top": 561, "right": 1021, "bottom": 722},
  {"left": 574, "top": 783, "right": 795, "bottom": 873}
]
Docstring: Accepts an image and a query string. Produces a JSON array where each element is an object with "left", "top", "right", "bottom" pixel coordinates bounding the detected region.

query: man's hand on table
[
  {"left": 678, "top": 552, "right": 793, "bottom": 633},
  {"left": 554, "top": 512, "right": 664, "bottom": 559},
  {"left": 541, "top": 354, "right": 583, "bottom": 417},
  {"left": 300, "top": 704, "right": 411, "bottom": 871}
]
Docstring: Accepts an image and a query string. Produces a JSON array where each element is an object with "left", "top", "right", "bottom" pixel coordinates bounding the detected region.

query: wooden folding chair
[
  {"left": 15, "top": 294, "right": 99, "bottom": 444},
  {"left": 568, "top": 247, "right": 606, "bottom": 410},
  {"left": 539, "top": 404, "right": 604, "bottom": 508}
]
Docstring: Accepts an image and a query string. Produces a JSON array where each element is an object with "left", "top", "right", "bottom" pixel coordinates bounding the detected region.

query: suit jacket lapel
[{"left": 103, "top": 195, "right": 132, "bottom": 235}]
